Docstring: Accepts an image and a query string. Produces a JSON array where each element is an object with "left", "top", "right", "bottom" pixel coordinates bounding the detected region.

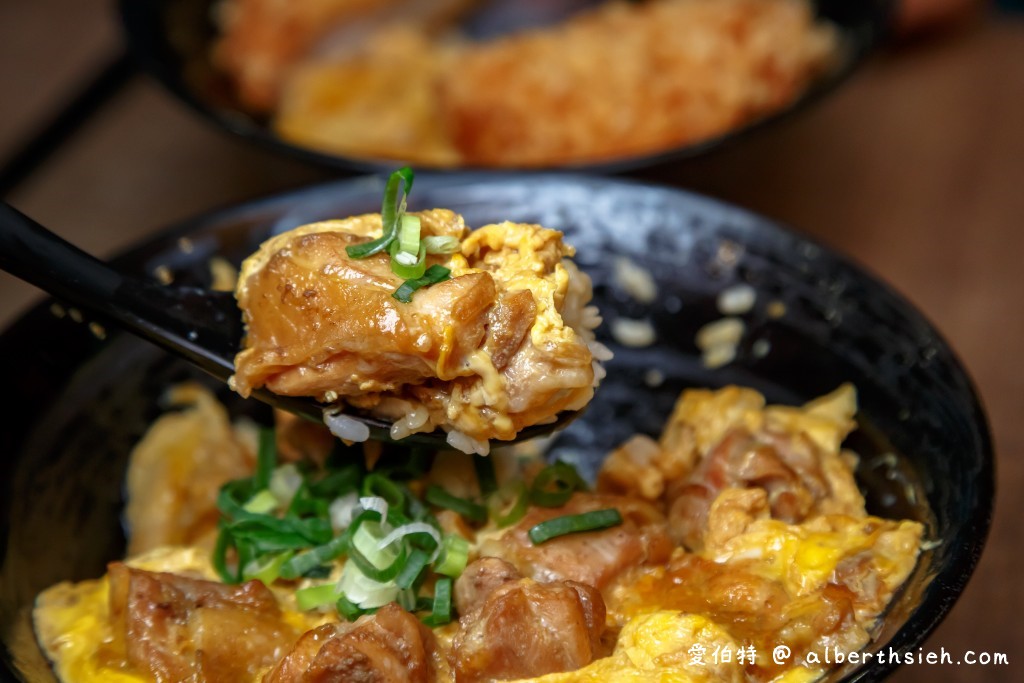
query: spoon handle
[{"left": 0, "top": 202, "right": 239, "bottom": 380}]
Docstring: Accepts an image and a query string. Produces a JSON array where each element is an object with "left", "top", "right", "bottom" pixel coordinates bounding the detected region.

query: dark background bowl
[
  {"left": 0, "top": 174, "right": 992, "bottom": 681},
  {"left": 119, "top": 0, "right": 894, "bottom": 174}
]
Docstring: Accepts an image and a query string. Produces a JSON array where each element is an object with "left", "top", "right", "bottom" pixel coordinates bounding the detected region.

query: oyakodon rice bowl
[{"left": 0, "top": 174, "right": 993, "bottom": 683}]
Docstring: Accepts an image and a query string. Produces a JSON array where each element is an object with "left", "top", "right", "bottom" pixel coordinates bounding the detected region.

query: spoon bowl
[{"left": 0, "top": 202, "right": 579, "bottom": 446}]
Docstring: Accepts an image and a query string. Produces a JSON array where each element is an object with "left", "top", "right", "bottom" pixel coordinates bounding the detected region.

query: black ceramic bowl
[
  {"left": 0, "top": 175, "right": 992, "bottom": 681},
  {"left": 120, "top": 0, "right": 893, "bottom": 174}
]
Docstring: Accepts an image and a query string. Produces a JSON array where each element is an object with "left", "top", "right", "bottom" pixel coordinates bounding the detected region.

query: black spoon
[{"left": 0, "top": 202, "right": 577, "bottom": 447}]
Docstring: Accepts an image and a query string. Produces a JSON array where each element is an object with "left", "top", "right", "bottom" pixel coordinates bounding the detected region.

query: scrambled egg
[{"left": 32, "top": 384, "right": 925, "bottom": 682}]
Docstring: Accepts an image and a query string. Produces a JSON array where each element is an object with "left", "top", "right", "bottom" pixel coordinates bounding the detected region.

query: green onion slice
[
  {"left": 344, "top": 515, "right": 407, "bottom": 583},
  {"left": 529, "top": 461, "right": 588, "bottom": 508},
  {"left": 433, "top": 534, "right": 470, "bottom": 578},
  {"left": 295, "top": 582, "right": 341, "bottom": 611},
  {"left": 395, "top": 548, "right": 432, "bottom": 590},
  {"left": 278, "top": 535, "right": 347, "bottom": 580},
  {"left": 361, "top": 477, "right": 405, "bottom": 514},
  {"left": 389, "top": 241, "right": 427, "bottom": 280},
  {"left": 337, "top": 594, "right": 367, "bottom": 622},
  {"left": 254, "top": 427, "right": 276, "bottom": 491},
  {"left": 527, "top": 508, "right": 623, "bottom": 545},
  {"left": 397, "top": 214, "right": 422, "bottom": 257},
  {"left": 421, "top": 577, "right": 453, "bottom": 626},
  {"left": 425, "top": 485, "right": 487, "bottom": 524},
  {"left": 393, "top": 265, "right": 451, "bottom": 303},
  {"left": 473, "top": 455, "right": 498, "bottom": 497},
  {"left": 345, "top": 167, "right": 414, "bottom": 259},
  {"left": 243, "top": 489, "right": 278, "bottom": 515},
  {"left": 423, "top": 235, "right": 460, "bottom": 254},
  {"left": 487, "top": 480, "right": 529, "bottom": 528}
]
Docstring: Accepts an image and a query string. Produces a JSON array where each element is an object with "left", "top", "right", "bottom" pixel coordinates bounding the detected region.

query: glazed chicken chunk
[{"left": 231, "top": 208, "right": 605, "bottom": 451}]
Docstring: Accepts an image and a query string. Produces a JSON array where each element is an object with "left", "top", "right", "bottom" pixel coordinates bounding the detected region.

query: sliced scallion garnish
[
  {"left": 393, "top": 265, "right": 451, "bottom": 303},
  {"left": 434, "top": 535, "right": 470, "bottom": 577},
  {"left": 527, "top": 508, "right": 623, "bottom": 545},
  {"left": 389, "top": 241, "right": 427, "bottom": 280},
  {"left": 345, "top": 167, "right": 414, "bottom": 259},
  {"left": 295, "top": 582, "right": 341, "bottom": 611},
  {"left": 487, "top": 480, "right": 529, "bottom": 528},
  {"left": 422, "top": 577, "right": 453, "bottom": 626},
  {"left": 529, "top": 461, "right": 588, "bottom": 507},
  {"left": 342, "top": 167, "right": 460, "bottom": 301},
  {"left": 422, "top": 235, "right": 460, "bottom": 254},
  {"left": 425, "top": 484, "right": 487, "bottom": 523},
  {"left": 254, "top": 427, "right": 276, "bottom": 491},
  {"left": 473, "top": 455, "right": 498, "bottom": 497}
]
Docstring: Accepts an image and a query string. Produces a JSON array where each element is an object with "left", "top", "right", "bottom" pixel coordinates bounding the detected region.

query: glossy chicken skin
[
  {"left": 479, "top": 493, "right": 674, "bottom": 591},
  {"left": 451, "top": 559, "right": 606, "bottom": 682},
  {"left": 105, "top": 563, "right": 298, "bottom": 682},
  {"left": 232, "top": 209, "right": 600, "bottom": 446},
  {"left": 264, "top": 603, "right": 439, "bottom": 682}
]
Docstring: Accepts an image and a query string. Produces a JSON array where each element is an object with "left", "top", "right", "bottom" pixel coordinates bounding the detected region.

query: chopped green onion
[
  {"left": 254, "top": 428, "right": 277, "bottom": 491},
  {"left": 337, "top": 594, "right": 367, "bottom": 622},
  {"left": 433, "top": 535, "right": 470, "bottom": 578},
  {"left": 423, "top": 235, "right": 460, "bottom": 254},
  {"left": 345, "top": 167, "right": 414, "bottom": 259},
  {"left": 425, "top": 485, "right": 487, "bottom": 524},
  {"left": 270, "top": 463, "right": 304, "bottom": 507},
  {"left": 529, "top": 461, "right": 588, "bottom": 508},
  {"left": 528, "top": 508, "right": 623, "bottom": 545},
  {"left": 395, "top": 548, "right": 432, "bottom": 590},
  {"left": 362, "top": 475, "right": 406, "bottom": 512},
  {"left": 296, "top": 583, "right": 341, "bottom": 611},
  {"left": 308, "top": 464, "right": 362, "bottom": 498},
  {"left": 243, "top": 489, "right": 279, "bottom": 515},
  {"left": 213, "top": 522, "right": 237, "bottom": 583},
  {"left": 397, "top": 214, "right": 422, "bottom": 256},
  {"left": 344, "top": 516, "right": 408, "bottom": 583},
  {"left": 279, "top": 535, "right": 347, "bottom": 580},
  {"left": 487, "top": 480, "right": 529, "bottom": 528},
  {"left": 473, "top": 455, "right": 498, "bottom": 497},
  {"left": 242, "top": 550, "right": 294, "bottom": 585},
  {"left": 389, "top": 241, "right": 427, "bottom": 279},
  {"left": 393, "top": 265, "right": 451, "bottom": 303},
  {"left": 421, "top": 577, "right": 453, "bottom": 626}
]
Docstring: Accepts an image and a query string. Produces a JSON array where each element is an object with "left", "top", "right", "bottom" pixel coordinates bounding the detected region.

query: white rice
[
  {"left": 323, "top": 409, "right": 370, "bottom": 443},
  {"left": 611, "top": 317, "right": 657, "bottom": 348},
  {"left": 389, "top": 403, "right": 430, "bottom": 440},
  {"left": 612, "top": 256, "right": 658, "bottom": 304},
  {"left": 446, "top": 430, "right": 490, "bottom": 456},
  {"left": 716, "top": 284, "right": 756, "bottom": 315}
]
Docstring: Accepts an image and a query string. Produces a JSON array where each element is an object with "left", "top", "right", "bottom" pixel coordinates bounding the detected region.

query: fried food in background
[
  {"left": 218, "top": 0, "right": 838, "bottom": 166},
  {"left": 437, "top": 0, "right": 838, "bottom": 166},
  {"left": 213, "top": 0, "right": 476, "bottom": 111}
]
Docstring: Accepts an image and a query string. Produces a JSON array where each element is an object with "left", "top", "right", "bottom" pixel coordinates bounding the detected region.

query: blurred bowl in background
[{"left": 120, "top": 0, "right": 894, "bottom": 173}]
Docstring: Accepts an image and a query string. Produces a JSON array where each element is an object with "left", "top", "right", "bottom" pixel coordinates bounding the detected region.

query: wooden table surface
[{"left": 1, "top": 2, "right": 1021, "bottom": 681}]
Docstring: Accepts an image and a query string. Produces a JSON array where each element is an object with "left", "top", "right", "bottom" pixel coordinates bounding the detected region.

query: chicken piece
[
  {"left": 214, "top": 0, "right": 476, "bottom": 112},
  {"left": 451, "top": 577, "right": 605, "bottom": 682},
  {"left": 232, "top": 210, "right": 602, "bottom": 449},
  {"left": 125, "top": 384, "right": 256, "bottom": 555},
  {"left": 438, "top": 0, "right": 837, "bottom": 166},
  {"left": 275, "top": 26, "right": 461, "bottom": 165},
  {"left": 264, "top": 603, "right": 437, "bottom": 682},
  {"left": 453, "top": 557, "right": 522, "bottom": 616},
  {"left": 105, "top": 563, "right": 298, "bottom": 682},
  {"left": 479, "top": 493, "right": 673, "bottom": 591}
]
